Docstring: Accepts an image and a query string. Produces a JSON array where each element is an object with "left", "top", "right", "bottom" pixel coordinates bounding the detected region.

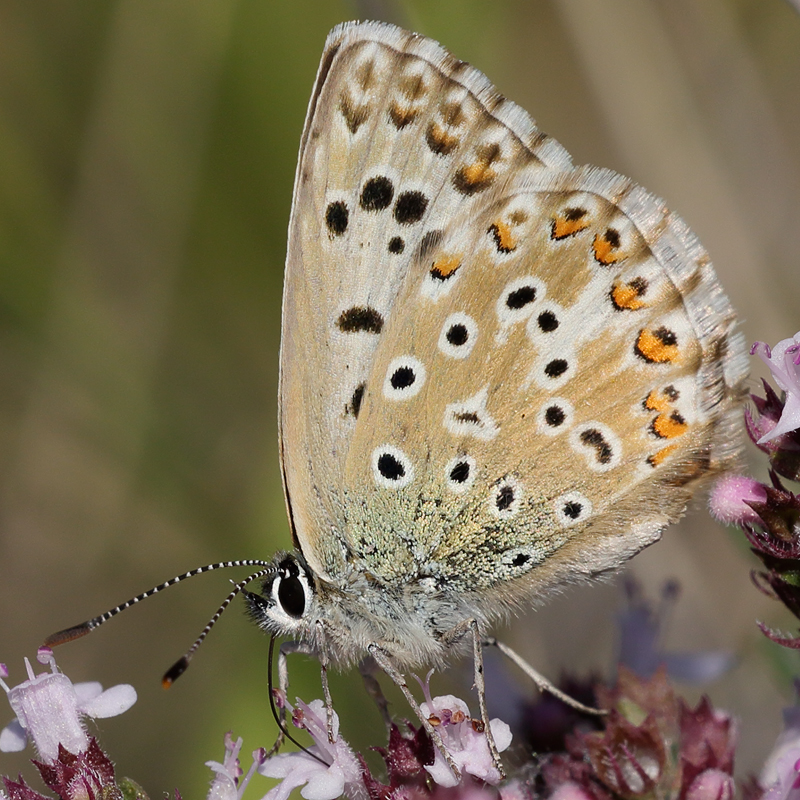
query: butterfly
[{"left": 46, "top": 20, "right": 747, "bottom": 775}]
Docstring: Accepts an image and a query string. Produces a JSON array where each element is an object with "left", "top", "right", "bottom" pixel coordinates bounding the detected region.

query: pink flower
[
  {"left": 684, "top": 768, "right": 735, "bottom": 800},
  {"left": 0, "top": 648, "right": 136, "bottom": 763},
  {"left": 752, "top": 332, "right": 800, "bottom": 443}
]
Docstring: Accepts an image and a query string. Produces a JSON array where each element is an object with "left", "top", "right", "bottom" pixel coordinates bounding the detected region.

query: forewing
[{"left": 280, "top": 21, "right": 571, "bottom": 579}]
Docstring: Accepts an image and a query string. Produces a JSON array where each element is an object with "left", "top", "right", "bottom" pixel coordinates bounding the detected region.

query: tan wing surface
[{"left": 279, "top": 21, "right": 746, "bottom": 603}]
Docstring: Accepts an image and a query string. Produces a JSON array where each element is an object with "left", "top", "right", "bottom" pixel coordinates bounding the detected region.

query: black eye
[{"left": 277, "top": 565, "right": 306, "bottom": 618}]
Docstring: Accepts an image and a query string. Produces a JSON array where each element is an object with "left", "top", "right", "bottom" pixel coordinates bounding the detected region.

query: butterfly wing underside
[{"left": 279, "top": 21, "right": 746, "bottom": 614}]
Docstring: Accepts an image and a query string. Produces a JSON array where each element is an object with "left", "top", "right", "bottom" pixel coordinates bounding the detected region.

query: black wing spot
[
  {"left": 388, "top": 236, "right": 405, "bottom": 254},
  {"left": 544, "top": 405, "right": 566, "bottom": 427},
  {"left": 446, "top": 324, "right": 469, "bottom": 346},
  {"left": 496, "top": 484, "right": 515, "bottom": 511},
  {"left": 506, "top": 285, "right": 536, "bottom": 309},
  {"left": 544, "top": 359, "right": 568, "bottom": 378},
  {"left": 378, "top": 452, "right": 405, "bottom": 481},
  {"left": 337, "top": 306, "right": 384, "bottom": 334},
  {"left": 360, "top": 176, "right": 394, "bottom": 211},
  {"left": 449, "top": 460, "right": 470, "bottom": 483},
  {"left": 390, "top": 366, "right": 416, "bottom": 390},
  {"left": 394, "top": 191, "right": 428, "bottom": 225},
  {"left": 537, "top": 311, "right": 559, "bottom": 332},
  {"left": 579, "top": 428, "right": 613, "bottom": 464},
  {"left": 325, "top": 201, "right": 349, "bottom": 236}
]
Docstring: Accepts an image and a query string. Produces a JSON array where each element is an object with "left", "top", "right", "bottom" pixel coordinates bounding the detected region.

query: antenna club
[
  {"left": 42, "top": 623, "right": 94, "bottom": 648},
  {"left": 162, "top": 656, "right": 189, "bottom": 689}
]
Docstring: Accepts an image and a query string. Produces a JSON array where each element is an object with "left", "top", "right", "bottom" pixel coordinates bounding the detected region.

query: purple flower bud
[{"left": 709, "top": 475, "right": 768, "bottom": 526}]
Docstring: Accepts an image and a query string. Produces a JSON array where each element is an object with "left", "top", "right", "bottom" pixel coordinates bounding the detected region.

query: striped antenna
[
  {"left": 161, "top": 567, "right": 273, "bottom": 687},
  {"left": 43, "top": 560, "right": 275, "bottom": 682}
]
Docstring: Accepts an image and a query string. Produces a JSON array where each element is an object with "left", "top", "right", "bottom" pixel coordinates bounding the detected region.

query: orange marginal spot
[
  {"left": 592, "top": 228, "right": 622, "bottom": 265},
  {"left": 426, "top": 121, "right": 460, "bottom": 156},
  {"left": 634, "top": 328, "right": 679, "bottom": 364},
  {"left": 551, "top": 208, "right": 589, "bottom": 240},
  {"left": 643, "top": 389, "right": 669, "bottom": 413},
  {"left": 610, "top": 277, "right": 648, "bottom": 311},
  {"left": 652, "top": 411, "right": 689, "bottom": 439},
  {"left": 390, "top": 103, "right": 419, "bottom": 129},
  {"left": 488, "top": 221, "right": 517, "bottom": 253},
  {"left": 647, "top": 444, "right": 678, "bottom": 468},
  {"left": 430, "top": 254, "right": 462, "bottom": 280},
  {"left": 457, "top": 161, "right": 496, "bottom": 191}
]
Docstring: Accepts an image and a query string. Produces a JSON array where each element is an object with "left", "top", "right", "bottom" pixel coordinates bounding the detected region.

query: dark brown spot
[
  {"left": 511, "top": 553, "right": 529, "bottom": 567},
  {"left": 388, "top": 236, "right": 405, "bottom": 254},
  {"left": 354, "top": 60, "right": 376, "bottom": 91},
  {"left": 441, "top": 102, "right": 465, "bottom": 127},
  {"left": 455, "top": 412, "right": 480, "bottom": 424},
  {"left": 360, "top": 176, "right": 394, "bottom": 211},
  {"left": 349, "top": 383, "right": 365, "bottom": 418},
  {"left": 562, "top": 501, "right": 582, "bottom": 519},
  {"left": 325, "top": 201, "right": 349, "bottom": 236},
  {"left": 337, "top": 306, "right": 383, "bottom": 334},
  {"left": 339, "top": 93, "right": 370, "bottom": 134}
]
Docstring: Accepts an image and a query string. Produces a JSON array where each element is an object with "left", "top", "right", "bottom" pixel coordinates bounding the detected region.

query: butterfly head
[{"left": 243, "top": 552, "right": 318, "bottom": 638}]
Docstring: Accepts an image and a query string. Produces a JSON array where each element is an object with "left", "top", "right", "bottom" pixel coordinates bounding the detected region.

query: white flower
[
  {"left": 258, "top": 699, "right": 365, "bottom": 800},
  {"left": 207, "top": 732, "right": 266, "bottom": 800},
  {"left": 420, "top": 694, "right": 512, "bottom": 788},
  {"left": 762, "top": 706, "right": 800, "bottom": 800},
  {"left": 752, "top": 332, "right": 800, "bottom": 443},
  {"left": 0, "top": 647, "right": 136, "bottom": 763}
]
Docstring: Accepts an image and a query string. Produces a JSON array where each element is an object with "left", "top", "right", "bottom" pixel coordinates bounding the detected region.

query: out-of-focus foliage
[{"left": 1, "top": 0, "right": 799, "bottom": 796}]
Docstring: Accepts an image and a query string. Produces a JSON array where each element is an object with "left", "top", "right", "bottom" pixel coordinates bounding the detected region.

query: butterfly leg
[
  {"left": 358, "top": 655, "right": 393, "bottom": 729},
  {"left": 483, "top": 636, "right": 603, "bottom": 715},
  {"left": 367, "top": 643, "right": 460, "bottom": 779},
  {"left": 315, "top": 620, "right": 336, "bottom": 743},
  {"left": 268, "top": 639, "right": 316, "bottom": 755},
  {"left": 439, "top": 619, "right": 505, "bottom": 777}
]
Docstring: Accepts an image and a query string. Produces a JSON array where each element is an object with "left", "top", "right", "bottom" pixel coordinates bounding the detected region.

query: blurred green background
[{"left": 1, "top": 0, "right": 799, "bottom": 796}]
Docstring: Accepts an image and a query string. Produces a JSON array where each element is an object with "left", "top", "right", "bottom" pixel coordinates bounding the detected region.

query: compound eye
[{"left": 276, "top": 563, "right": 306, "bottom": 619}]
